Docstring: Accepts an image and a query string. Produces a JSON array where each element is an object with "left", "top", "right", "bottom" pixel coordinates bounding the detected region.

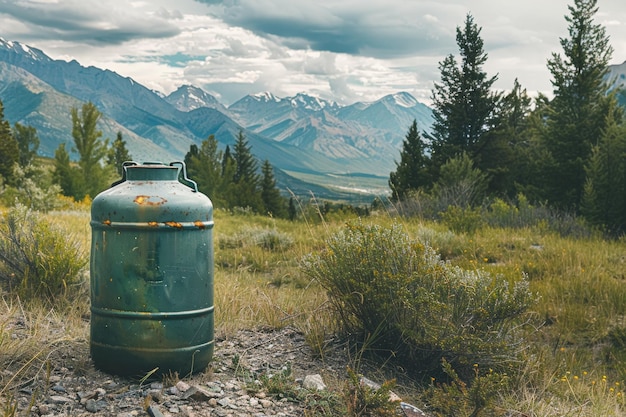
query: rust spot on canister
[
  {"left": 134, "top": 195, "right": 167, "bottom": 206},
  {"left": 148, "top": 221, "right": 158, "bottom": 227},
  {"left": 102, "top": 219, "right": 111, "bottom": 226},
  {"left": 165, "top": 221, "right": 183, "bottom": 229},
  {"left": 194, "top": 220, "right": 206, "bottom": 229}
]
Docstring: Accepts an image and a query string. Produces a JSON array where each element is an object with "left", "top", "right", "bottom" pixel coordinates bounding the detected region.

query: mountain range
[
  {"left": 2, "top": 37, "right": 625, "bottom": 202},
  {"left": 0, "top": 37, "right": 435, "bottom": 201}
]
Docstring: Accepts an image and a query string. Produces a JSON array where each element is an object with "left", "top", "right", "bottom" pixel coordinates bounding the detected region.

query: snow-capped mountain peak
[
  {"left": 0, "top": 37, "right": 50, "bottom": 62},
  {"left": 251, "top": 91, "right": 280, "bottom": 103},
  {"left": 390, "top": 92, "right": 419, "bottom": 108},
  {"left": 290, "top": 93, "right": 338, "bottom": 112},
  {"left": 165, "top": 84, "right": 225, "bottom": 112}
]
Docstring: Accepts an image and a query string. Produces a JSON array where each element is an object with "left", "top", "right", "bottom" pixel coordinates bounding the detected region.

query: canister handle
[
  {"left": 110, "top": 161, "right": 139, "bottom": 187},
  {"left": 170, "top": 161, "right": 198, "bottom": 192}
]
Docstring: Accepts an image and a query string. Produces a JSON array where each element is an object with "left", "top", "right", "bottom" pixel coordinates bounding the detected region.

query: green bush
[
  {"left": 0, "top": 204, "right": 87, "bottom": 303},
  {"left": 0, "top": 164, "right": 63, "bottom": 212},
  {"left": 343, "top": 367, "right": 398, "bottom": 417},
  {"left": 301, "top": 221, "right": 534, "bottom": 380},
  {"left": 423, "top": 359, "right": 508, "bottom": 417},
  {"left": 439, "top": 205, "right": 485, "bottom": 235}
]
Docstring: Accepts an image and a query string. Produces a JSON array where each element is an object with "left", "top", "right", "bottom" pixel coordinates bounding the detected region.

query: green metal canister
[{"left": 90, "top": 161, "right": 214, "bottom": 376}]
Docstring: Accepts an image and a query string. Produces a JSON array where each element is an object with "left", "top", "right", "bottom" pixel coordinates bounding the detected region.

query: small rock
[
  {"left": 147, "top": 389, "right": 163, "bottom": 403},
  {"left": 150, "top": 382, "right": 163, "bottom": 390},
  {"left": 260, "top": 399, "right": 273, "bottom": 408},
  {"left": 85, "top": 398, "right": 98, "bottom": 413},
  {"left": 51, "top": 384, "right": 66, "bottom": 393},
  {"left": 303, "top": 374, "right": 326, "bottom": 391},
  {"left": 49, "top": 395, "right": 71, "bottom": 404},
  {"left": 118, "top": 412, "right": 140, "bottom": 417},
  {"left": 78, "top": 390, "right": 97, "bottom": 402},
  {"left": 103, "top": 380, "right": 119, "bottom": 390},
  {"left": 146, "top": 404, "right": 165, "bottom": 417},
  {"left": 206, "top": 382, "right": 222, "bottom": 393},
  {"left": 175, "top": 380, "right": 191, "bottom": 392}
]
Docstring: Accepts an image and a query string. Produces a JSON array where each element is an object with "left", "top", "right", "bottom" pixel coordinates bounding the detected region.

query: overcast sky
[{"left": 1, "top": 0, "right": 625, "bottom": 106}]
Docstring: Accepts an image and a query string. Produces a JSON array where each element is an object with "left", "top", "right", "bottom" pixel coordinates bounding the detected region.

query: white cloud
[{"left": 1, "top": 0, "right": 626, "bottom": 105}]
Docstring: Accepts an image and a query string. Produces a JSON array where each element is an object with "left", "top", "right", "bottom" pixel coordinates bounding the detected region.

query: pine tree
[
  {"left": 581, "top": 101, "right": 626, "bottom": 234},
  {"left": 388, "top": 120, "right": 430, "bottom": 201},
  {"left": 70, "top": 102, "right": 111, "bottom": 199},
  {"left": 232, "top": 130, "right": 263, "bottom": 211},
  {"left": 184, "top": 144, "right": 200, "bottom": 168},
  {"left": 233, "top": 130, "right": 259, "bottom": 185},
  {"left": 432, "top": 152, "right": 488, "bottom": 208},
  {"left": 260, "top": 159, "right": 286, "bottom": 217},
  {"left": 12, "top": 123, "right": 40, "bottom": 168},
  {"left": 222, "top": 145, "right": 233, "bottom": 176},
  {"left": 542, "top": 0, "right": 613, "bottom": 210},
  {"left": 288, "top": 197, "right": 297, "bottom": 221},
  {"left": 482, "top": 79, "right": 534, "bottom": 196},
  {"left": 0, "top": 100, "right": 18, "bottom": 184},
  {"left": 220, "top": 145, "right": 236, "bottom": 208},
  {"left": 425, "top": 13, "right": 499, "bottom": 176},
  {"left": 53, "top": 142, "right": 80, "bottom": 198},
  {"left": 186, "top": 135, "right": 224, "bottom": 203},
  {"left": 107, "top": 131, "right": 132, "bottom": 176}
]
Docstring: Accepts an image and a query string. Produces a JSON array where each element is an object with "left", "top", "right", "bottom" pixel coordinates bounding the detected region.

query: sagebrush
[
  {"left": 0, "top": 204, "right": 87, "bottom": 304},
  {"left": 302, "top": 221, "right": 535, "bottom": 380}
]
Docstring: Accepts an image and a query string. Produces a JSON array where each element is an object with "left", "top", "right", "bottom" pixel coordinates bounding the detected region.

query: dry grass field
[{"left": 2, "top": 203, "right": 626, "bottom": 416}]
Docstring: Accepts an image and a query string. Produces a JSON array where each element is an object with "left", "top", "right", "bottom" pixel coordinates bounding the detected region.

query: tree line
[
  {"left": 389, "top": 0, "right": 626, "bottom": 235},
  {"left": 182, "top": 131, "right": 289, "bottom": 218},
  {"left": 0, "top": 100, "right": 290, "bottom": 217},
  {"left": 1, "top": 0, "right": 624, "bottom": 231}
]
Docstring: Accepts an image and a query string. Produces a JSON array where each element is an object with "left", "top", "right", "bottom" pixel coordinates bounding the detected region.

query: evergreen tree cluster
[
  {"left": 0, "top": 98, "right": 288, "bottom": 217},
  {"left": 184, "top": 131, "right": 288, "bottom": 218},
  {"left": 390, "top": 0, "right": 626, "bottom": 235}
]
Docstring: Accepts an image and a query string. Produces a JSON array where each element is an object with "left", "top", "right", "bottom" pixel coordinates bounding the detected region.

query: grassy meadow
[{"left": 1, "top": 202, "right": 626, "bottom": 416}]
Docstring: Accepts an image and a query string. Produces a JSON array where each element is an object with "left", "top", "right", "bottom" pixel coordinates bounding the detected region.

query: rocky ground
[{"left": 4, "top": 326, "right": 425, "bottom": 417}]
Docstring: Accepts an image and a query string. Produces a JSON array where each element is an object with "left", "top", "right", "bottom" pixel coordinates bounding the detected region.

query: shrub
[
  {"left": 0, "top": 164, "right": 63, "bottom": 212},
  {"left": 423, "top": 359, "right": 509, "bottom": 417},
  {"left": 301, "top": 221, "right": 534, "bottom": 380},
  {"left": 439, "top": 205, "right": 485, "bottom": 235},
  {"left": 343, "top": 367, "right": 398, "bottom": 417},
  {"left": 0, "top": 204, "right": 87, "bottom": 303}
]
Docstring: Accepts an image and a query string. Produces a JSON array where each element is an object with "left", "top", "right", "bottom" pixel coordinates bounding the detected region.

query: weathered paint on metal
[{"left": 90, "top": 161, "right": 214, "bottom": 377}]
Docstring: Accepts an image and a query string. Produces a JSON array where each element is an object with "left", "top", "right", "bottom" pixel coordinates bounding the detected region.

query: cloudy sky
[{"left": 1, "top": 0, "right": 625, "bottom": 106}]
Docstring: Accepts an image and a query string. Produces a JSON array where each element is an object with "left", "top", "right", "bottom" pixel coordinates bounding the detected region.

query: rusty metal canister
[{"left": 90, "top": 161, "right": 213, "bottom": 376}]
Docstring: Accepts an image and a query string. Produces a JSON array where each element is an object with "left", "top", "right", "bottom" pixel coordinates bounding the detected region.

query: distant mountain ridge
[
  {"left": 0, "top": 38, "right": 438, "bottom": 199},
  {"left": 2, "top": 37, "right": 626, "bottom": 201},
  {"left": 606, "top": 60, "right": 626, "bottom": 91}
]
